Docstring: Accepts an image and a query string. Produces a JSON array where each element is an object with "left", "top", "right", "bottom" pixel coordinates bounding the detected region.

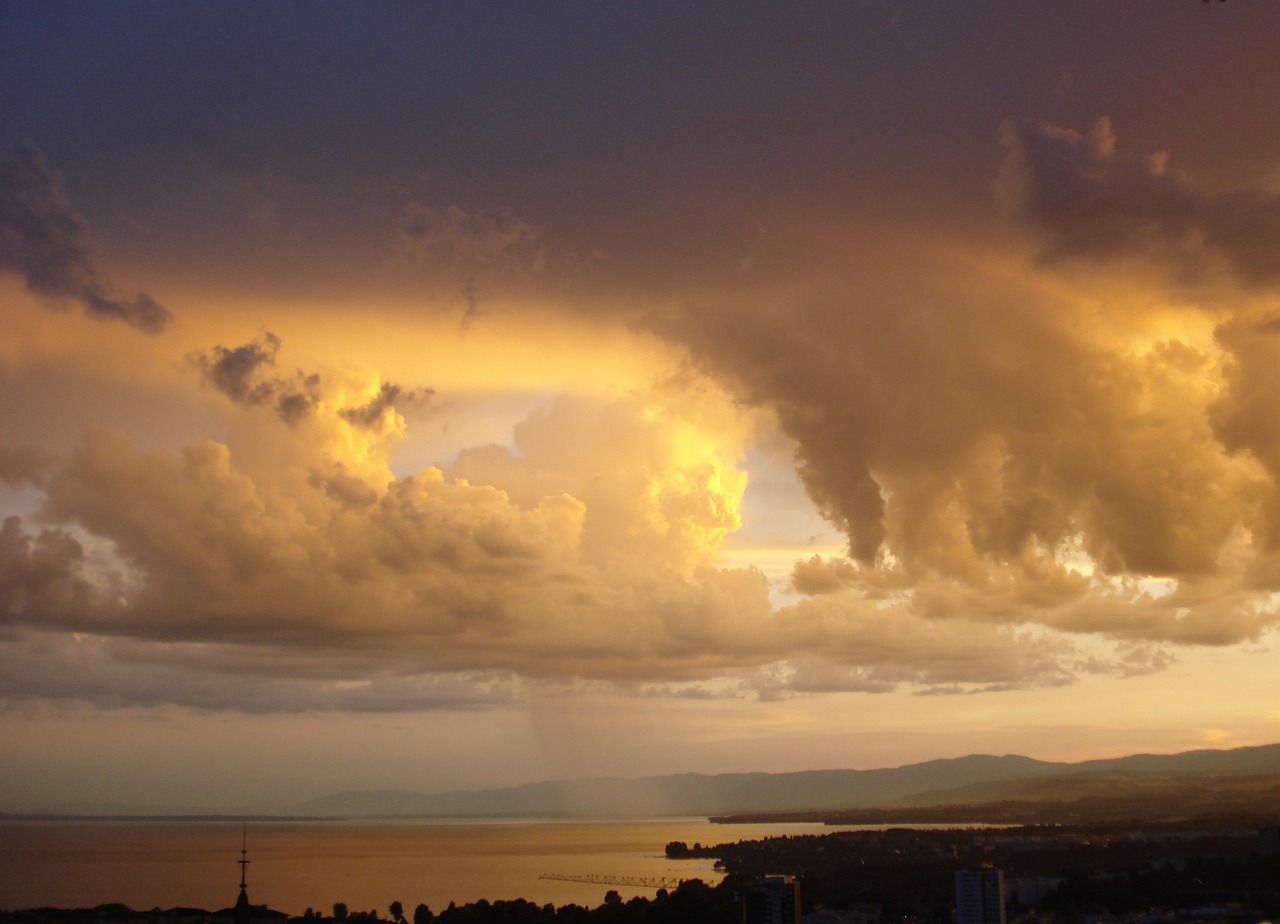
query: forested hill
[{"left": 293, "top": 742, "right": 1280, "bottom": 819}]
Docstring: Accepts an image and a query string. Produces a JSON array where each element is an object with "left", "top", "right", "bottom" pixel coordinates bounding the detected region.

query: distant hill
[
  {"left": 292, "top": 742, "right": 1280, "bottom": 819},
  {"left": 896, "top": 743, "right": 1280, "bottom": 807}
]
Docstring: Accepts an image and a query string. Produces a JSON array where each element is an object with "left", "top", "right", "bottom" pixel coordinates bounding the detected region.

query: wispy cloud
[{"left": 0, "top": 144, "right": 171, "bottom": 332}]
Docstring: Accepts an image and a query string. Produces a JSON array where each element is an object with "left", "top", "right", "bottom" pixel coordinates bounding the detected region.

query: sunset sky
[{"left": 4, "top": 2, "right": 1280, "bottom": 814}]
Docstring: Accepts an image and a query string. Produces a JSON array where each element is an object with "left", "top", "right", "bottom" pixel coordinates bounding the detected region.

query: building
[
  {"left": 742, "top": 874, "right": 802, "bottom": 924},
  {"left": 1006, "top": 875, "right": 1065, "bottom": 909},
  {"left": 1260, "top": 825, "right": 1280, "bottom": 859},
  {"left": 955, "top": 867, "right": 1006, "bottom": 924}
]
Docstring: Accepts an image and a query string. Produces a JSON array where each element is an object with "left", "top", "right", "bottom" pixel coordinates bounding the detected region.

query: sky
[{"left": 4, "top": 1, "right": 1280, "bottom": 814}]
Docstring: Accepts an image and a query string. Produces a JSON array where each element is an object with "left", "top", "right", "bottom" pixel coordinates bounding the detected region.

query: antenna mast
[
  {"left": 233, "top": 824, "right": 253, "bottom": 924},
  {"left": 238, "top": 824, "right": 250, "bottom": 890}
]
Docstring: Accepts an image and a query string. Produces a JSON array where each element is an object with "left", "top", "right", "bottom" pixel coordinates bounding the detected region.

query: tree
[
  {"left": 389, "top": 902, "right": 403, "bottom": 924},
  {"left": 412, "top": 903, "right": 432, "bottom": 924},
  {"left": 333, "top": 903, "right": 348, "bottom": 921}
]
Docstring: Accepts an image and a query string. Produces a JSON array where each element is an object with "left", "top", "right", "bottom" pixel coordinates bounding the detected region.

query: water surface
[{"left": 0, "top": 818, "right": 877, "bottom": 913}]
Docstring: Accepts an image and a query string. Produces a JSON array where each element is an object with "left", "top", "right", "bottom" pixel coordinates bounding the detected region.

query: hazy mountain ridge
[{"left": 293, "top": 742, "right": 1280, "bottom": 819}]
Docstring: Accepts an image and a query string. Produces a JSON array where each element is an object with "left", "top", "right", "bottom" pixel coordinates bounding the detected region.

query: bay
[{"left": 0, "top": 818, "right": 879, "bottom": 914}]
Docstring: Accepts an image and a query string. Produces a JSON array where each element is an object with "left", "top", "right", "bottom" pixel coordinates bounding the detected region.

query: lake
[{"left": 0, "top": 818, "right": 894, "bottom": 914}]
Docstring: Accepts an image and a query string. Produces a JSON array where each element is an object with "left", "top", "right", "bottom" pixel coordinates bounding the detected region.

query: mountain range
[{"left": 293, "top": 741, "right": 1280, "bottom": 820}]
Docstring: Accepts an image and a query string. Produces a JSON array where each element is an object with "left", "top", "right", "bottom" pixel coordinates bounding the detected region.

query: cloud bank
[{"left": 1, "top": 328, "right": 1123, "bottom": 712}]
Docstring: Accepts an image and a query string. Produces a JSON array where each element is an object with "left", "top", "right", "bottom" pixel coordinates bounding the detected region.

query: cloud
[
  {"left": 790, "top": 555, "right": 859, "bottom": 596},
  {"left": 190, "top": 331, "right": 321, "bottom": 423},
  {"left": 1000, "top": 118, "right": 1280, "bottom": 576},
  {"left": 388, "top": 202, "right": 549, "bottom": 329},
  {"left": 0, "top": 143, "right": 171, "bottom": 332},
  {"left": 654, "top": 284, "right": 1263, "bottom": 593},
  {"left": 339, "top": 382, "right": 433, "bottom": 429},
  {"left": 14, "top": 117, "right": 1280, "bottom": 713},
  {"left": 999, "top": 117, "right": 1280, "bottom": 289},
  {"left": 0, "top": 630, "right": 517, "bottom": 714},
  {"left": 0, "top": 444, "right": 53, "bottom": 487},
  {"left": 0, "top": 516, "right": 101, "bottom": 630},
  {"left": 192, "top": 331, "right": 284, "bottom": 404},
  {"left": 447, "top": 386, "right": 751, "bottom": 576},
  {"left": 192, "top": 332, "right": 432, "bottom": 432},
  {"left": 394, "top": 203, "right": 546, "bottom": 277},
  {"left": 0, "top": 362, "right": 1145, "bottom": 712},
  {"left": 642, "top": 119, "right": 1280, "bottom": 656},
  {"left": 0, "top": 379, "right": 769, "bottom": 698}
]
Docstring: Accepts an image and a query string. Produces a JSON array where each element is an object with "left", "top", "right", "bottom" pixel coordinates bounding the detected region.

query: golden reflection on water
[{"left": 0, "top": 819, "right": 856, "bottom": 913}]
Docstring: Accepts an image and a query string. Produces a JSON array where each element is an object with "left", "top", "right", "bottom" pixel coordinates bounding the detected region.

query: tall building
[
  {"left": 955, "top": 867, "right": 1006, "bottom": 924},
  {"left": 742, "top": 874, "right": 801, "bottom": 924}
]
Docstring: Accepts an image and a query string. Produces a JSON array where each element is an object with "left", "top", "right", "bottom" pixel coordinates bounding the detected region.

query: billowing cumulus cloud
[
  {"left": 1000, "top": 120, "right": 1280, "bottom": 583},
  {"left": 0, "top": 335, "right": 1150, "bottom": 712},
  {"left": 643, "top": 119, "right": 1280, "bottom": 658},
  {"left": 658, "top": 283, "right": 1263, "bottom": 602},
  {"left": 446, "top": 385, "right": 751, "bottom": 577},
  {"left": 994, "top": 120, "right": 1280, "bottom": 608},
  {"left": 0, "top": 352, "right": 758, "bottom": 705},
  {"left": 8, "top": 380, "right": 769, "bottom": 682},
  {"left": 0, "top": 143, "right": 171, "bottom": 332}
]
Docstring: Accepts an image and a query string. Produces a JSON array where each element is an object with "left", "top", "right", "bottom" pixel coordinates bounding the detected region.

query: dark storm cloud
[
  {"left": 191, "top": 332, "right": 321, "bottom": 424},
  {"left": 195, "top": 331, "right": 282, "bottom": 403},
  {"left": 0, "top": 144, "right": 171, "bottom": 332},
  {"left": 1001, "top": 119, "right": 1280, "bottom": 568},
  {"left": 646, "top": 118, "right": 1280, "bottom": 649},
  {"left": 6, "top": 4, "right": 1275, "bottom": 305},
  {"left": 1001, "top": 118, "right": 1280, "bottom": 288},
  {"left": 193, "top": 333, "right": 430, "bottom": 428},
  {"left": 339, "top": 382, "right": 434, "bottom": 430}
]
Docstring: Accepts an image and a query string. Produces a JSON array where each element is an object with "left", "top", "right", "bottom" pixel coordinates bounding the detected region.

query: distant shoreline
[{"left": 12, "top": 742, "right": 1279, "bottom": 826}]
